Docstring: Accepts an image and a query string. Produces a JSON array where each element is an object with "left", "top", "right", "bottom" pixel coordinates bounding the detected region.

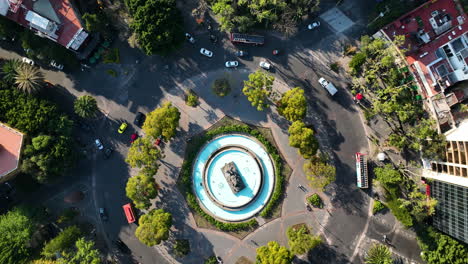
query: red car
[
  {"left": 154, "top": 135, "right": 162, "bottom": 146},
  {"left": 130, "top": 133, "right": 138, "bottom": 143}
]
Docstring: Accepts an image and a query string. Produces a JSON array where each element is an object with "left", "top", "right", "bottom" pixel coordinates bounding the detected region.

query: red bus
[
  {"left": 230, "top": 33, "right": 264, "bottom": 45},
  {"left": 122, "top": 203, "right": 136, "bottom": 223}
]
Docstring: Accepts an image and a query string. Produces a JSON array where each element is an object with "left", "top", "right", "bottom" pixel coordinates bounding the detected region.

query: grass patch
[
  {"left": 177, "top": 116, "right": 288, "bottom": 234},
  {"left": 235, "top": 256, "right": 254, "bottom": 264},
  {"left": 307, "top": 194, "right": 323, "bottom": 208},
  {"left": 372, "top": 200, "right": 386, "bottom": 214},
  {"left": 103, "top": 48, "right": 120, "bottom": 64},
  {"left": 106, "top": 69, "right": 118, "bottom": 77}
]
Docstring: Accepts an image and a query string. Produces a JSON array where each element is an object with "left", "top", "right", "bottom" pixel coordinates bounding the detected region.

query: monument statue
[{"left": 221, "top": 162, "right": 245, "bottom": 194}]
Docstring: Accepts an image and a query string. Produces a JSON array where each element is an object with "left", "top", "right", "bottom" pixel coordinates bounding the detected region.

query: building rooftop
[
  {"left": 1, "top": 0, "right": 88, "bottom": 51},
  {"left": 381, "top": 0, "right": 468, "bottom": 97},
  {"left": 0, "top": 123, "right": 23, "bottom": 179}
]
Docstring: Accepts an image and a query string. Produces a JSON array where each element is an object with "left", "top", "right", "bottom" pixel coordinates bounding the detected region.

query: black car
[
  {"left": 133, "top": 112, "right": 146, "bottom": 127},
  {"left": 103, "top": 148, "right": 113, "bottom": 159}
]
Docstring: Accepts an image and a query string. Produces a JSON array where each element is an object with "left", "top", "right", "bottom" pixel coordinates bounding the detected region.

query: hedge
[{"left": 180, "top": 124, "right": 285, "bottom": 231}]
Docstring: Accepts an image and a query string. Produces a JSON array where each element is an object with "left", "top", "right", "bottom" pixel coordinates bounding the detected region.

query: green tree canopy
[
  {"left": 256, "top": 241, "right": 292, "bottom": 264},
  {"left": 303, "top": 155, "right": 336, "bottom": 190},
  {"left": 126, "top": 173, "right": 158, "bottom": 210},
  {"left": 0, "top": 207, "right": 35, "bottom": 264},
  {"left": 288, "top": 121, "right": 319, "bottom": 158},
  {"left": 74, "top": 95, "right": 98, "bottom": 119},
  {"left": 242, "top": 70, "right": 274, "bottom": 111},
  {"left": 418, "top": 227, "right": 468, "bottom": 264},
  {"left": 82, "top": 12, "right": 108, "bottom": 36},
  {"left": 126, "top": 0, "right": 184, "bottom": 55},
  {"left": 277, "top": 87, "right": 307, "bottom": 122},
  {"left": 399, "top": 189, "right": 437, "bottom": 223},
  {"left": 135, "top": 209, "right": 172, "bottom": 246},
  {"left": 125, "top": 137, "right": 161, "bottom": 175},
  {"left": 58, "top": 238, "right": 101, "bottom": 264},
  {"left": 142, "top": 102, "right": 180, "bottom": 140},
  {"left": 41, "top": 226, "right": 82, "bottom": 259},
  {"left": 365, "top": 243, "right": 393, "bottom": 264},
  {"left": 14, "top": 64, "right": 44, "bottom": 94},
  {"left": 286, "top": 225, "right": 321, "bottom": 255},
  {"left": 2, "top": 59, "right": 21, "bottom": 84},
  {"left": 373, "top": 164, "right": 402, "bottom": 186}
]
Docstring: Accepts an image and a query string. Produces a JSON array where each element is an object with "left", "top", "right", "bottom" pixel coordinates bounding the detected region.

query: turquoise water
[{"left": 193, "top": 134, "right": 274, "bottom": 221}]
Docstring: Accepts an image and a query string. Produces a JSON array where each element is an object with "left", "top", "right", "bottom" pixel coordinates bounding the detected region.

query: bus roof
[{"left": 122, "top": 203, "right": 135, "bottom": 223}]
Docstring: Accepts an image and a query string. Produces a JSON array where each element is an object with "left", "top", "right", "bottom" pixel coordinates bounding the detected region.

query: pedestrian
[{"left": 383, "top": 234, "right": 387, "bottom": 243}]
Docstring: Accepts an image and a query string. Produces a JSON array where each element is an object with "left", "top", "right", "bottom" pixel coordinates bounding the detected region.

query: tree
[
  {"left": 127, "top": 0, "right": 184, "bottom": 55},
  {"left": 277, "top": 87, "right": 307, "bottom": 122},
  {"left": 126, "top": 173, "right": 158, "bottom": 210},
  {"left": 288, "top": 121, "right": 318, "bottom": 158},
  {"left": 286, "top": 225, "right": 321, "bottom": 255},
  {"left": 256, "top": 241, "right": 292, "bottom": 264},
  {"left": 399, "top": 189, "right": 437, "bottom": 223},
  {"left": 0, "top": 207, "right": 35, "bottom": 264},
  {"left": 212, "top": 0, "right": 236, "bottom": 31},
  {"left": 349, "top": 52, "right": 366, "bottom": 75},
  {"left": 303, "top": 155, "right": 336, "bottom": 190},
  {"left": 365, "top": 243, "right": 392, "bottom": 264},
  {"left": 14, "top": 64, "right": 44, "bottom": 94},
  {"left": 212, "top": 77, "right": 231, "bottom": 97},
  {"left": 142, "top": 102, "right": 180, "bottom": 140},
  {"left": 74, "top": 95, "right": 98, "bottom": 119},
  {"left": 125, "top": 137, "right": 161, "bottom": 175},
  {"left": 242, "top": 70, "right": 274, "bottom": 111},
  {"left": 58, "top": 238, "right": 100, "bottom": 264},
  {"left": 373, "top": 164, "right": 402, "bottom": 186},
  {"left": 41, "top": 226, "right": 82, "bottom": 259},
  {"left": 135, "top": 209, "right": 172, "bottom": 246},
  {"left": 82, "top": 13, "right": 108, "bottom": 35},
  {"left": 418, "top": 227, "right": 468, "bottom": 264},
  {"left": 31, "top": 260, "right": 57, "bottom": 264},
  {"left": 2, "top": 59, "right": 20, "bottom": 84}
]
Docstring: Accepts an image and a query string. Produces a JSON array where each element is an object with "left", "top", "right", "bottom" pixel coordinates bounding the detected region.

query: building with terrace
[{"left": 0, "top": 0, "right": 98, "bottom": 59}]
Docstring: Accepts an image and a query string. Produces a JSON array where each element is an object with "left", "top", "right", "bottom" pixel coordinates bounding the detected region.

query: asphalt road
[{"left": 1, "top": 0, "right": 410, "bottom": 263}]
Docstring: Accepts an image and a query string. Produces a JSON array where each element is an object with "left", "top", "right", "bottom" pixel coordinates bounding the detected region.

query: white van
[{"left": 318, "top": 77, "right": 338, "bottom": 96}]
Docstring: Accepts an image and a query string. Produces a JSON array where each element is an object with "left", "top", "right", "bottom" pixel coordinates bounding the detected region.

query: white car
[
  {"left": 259, "top": 61, "right": 271, "bottom": 70},
  {"left": 225, "top": 61, "right": 238, "bottom": 68},
  {"left": 318, "top": 77, "right": 338, "bottom": 96},
  {"left": 22, "top": 57, "right": 34, "bottom": 66},
  {"left": 95, "top": 139, "right": 104, "bottom": 150},
  {"left": 50, "top": 60, "right": 64, "bottom": 70},
  {"left": 200, "top": 48, "right": 213, "bottom": 57},
  {"left": 307, "top": 21, "right": 321, "bottom": 30}
]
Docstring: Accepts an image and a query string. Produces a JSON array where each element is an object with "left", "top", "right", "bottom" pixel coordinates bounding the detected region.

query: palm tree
[
  {"left": 2, "top": 59, "right": 21, "bottom": 84},
  {"left": 14, "top": 64, "right": 44, "bottom": 94},
  {"left": 74, "top": 95, "right": 98, "bottom": 119},
  {"left": 365, "top": 243, "right": 393, "bottom": 264}
]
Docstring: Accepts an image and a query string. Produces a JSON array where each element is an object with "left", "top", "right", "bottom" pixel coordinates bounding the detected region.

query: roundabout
[{"left": 192, "top": 134, "right": 275, "bottom": 222}]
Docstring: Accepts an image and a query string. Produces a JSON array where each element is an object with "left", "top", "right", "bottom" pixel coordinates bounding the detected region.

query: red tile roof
[
  {"left": 381, "top": 0, "right": 468, "bottom": 96},
  {"left": 3, "top": 0, "right": 85, "bottom": 49},
  {"left": 0, "top": 123, "right": 23, "bottom": 178}
]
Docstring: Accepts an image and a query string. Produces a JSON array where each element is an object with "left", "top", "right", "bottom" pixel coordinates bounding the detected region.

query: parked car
[
  {"left": 130, "top": 133, "right": 138, "bottom": 143},
  {"left": 307, "top": 21, "right": 321, "bottom": 30},
  {"left": 318, "top": 77, "right": 338, "bottom": 96},
  {"left": 99, "top": 207, "right": 108, "bottom": 221},
  {"left": 154, "top": 135, "right": 162, "bottom": 146},
  {"left": 95, "top": 139, "right": 104, "bottom": 150},
  {"left": 225, "top": 61, "right": 238, "bottom": 68},
  {"left": 216, "top": 256, "right": 223, "bottom": 263},
  {"left": 185, "top": 33, "right": 195, "bottom": 43},
  {"left": 50, "top": 60, "right": 64, "bottom": 70},
  {"left": 259, "top": 61, "right": 271, "bottom": 70},
  {"left": 133, "top": 112, "right": 146, "bottom": 127},
  {"left": 118, "top": 122, "right": 128, "bottom": 134},
  {"left": 22, "top": 57, "right": 34, "bottom": 66},
  {"left": 103, "top": 148, "right": 113, "bottom": 159},
  {"left": 235, "top": 50, "right": 248, "bottom": 57},
  {"left": 200, "top": 48, "right": 213, "bottom": 57}
]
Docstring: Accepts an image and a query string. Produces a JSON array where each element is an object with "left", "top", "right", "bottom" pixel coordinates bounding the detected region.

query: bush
[
  {"left": 173, "top": 239, "right": 190, "bottom": 257},
  {"left": 386, "top": 199, "right": 413, "bottom": 227},
  {"left": 41, "top": 226, "right": 82, "bottom": 258},
  {"left": 103, "top": 48, "right": 120, "bottom": 64},
  {"left": 212, "top": 78, "right": 231, "bottom": 97},
  {"left": 307, "top": 194, "right": 322, "bottom": 208},
  {"left": 205, "top": 256, "right": 218, "bottom": 264},
  {"left": 287, "top": 225, "right": 321, "bottom": 255},
  {"left": 57, "top": 208, "right": 79, "bottom": 224},
  {"left": 349, "top": 52, "right": 366, "bottom": 75},
  {"left": 186, "top": 92, "right": 199, "bottom": 107},
  {"left": 372, "top": 200, "right": 385, "bottom": 215},
  {"left": 106, "top": 69, "right": 117, "bottom": 77},
  {"left": 330, "top": 62, "right": 339, "bottom": 73},
  {"left": 180, "top": 124, "right": 286, "bottom": 230}
]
